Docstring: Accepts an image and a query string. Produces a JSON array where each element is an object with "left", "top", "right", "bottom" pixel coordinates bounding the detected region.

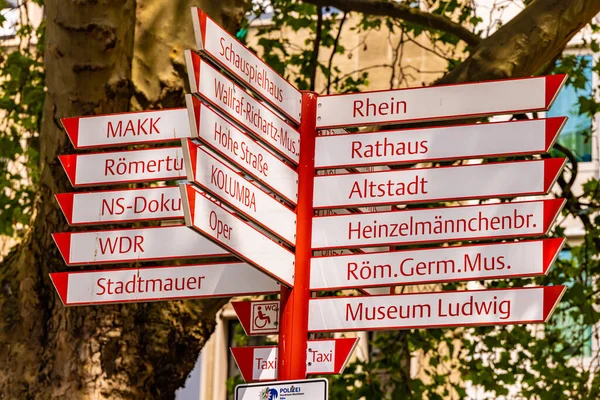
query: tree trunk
[{"left": 0, "top": 0, "right": 247, "bottom": 398}]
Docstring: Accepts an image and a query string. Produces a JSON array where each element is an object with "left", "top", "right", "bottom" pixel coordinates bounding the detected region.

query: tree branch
[
  {"left": 310, "top": 6, "right": 324, "bottom": 91},
  {"left": 303, "top": 0, "right": 482, "bottom": 47}
]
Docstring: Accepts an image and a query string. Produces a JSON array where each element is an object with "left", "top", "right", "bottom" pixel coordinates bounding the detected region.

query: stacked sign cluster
[{"left": 51, "top": 6, "right": 570, "bottom": 391}]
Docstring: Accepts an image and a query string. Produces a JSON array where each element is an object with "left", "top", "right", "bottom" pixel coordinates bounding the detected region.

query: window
[{"left": 547, "top": 55, "right": 594, "bottom": 162}]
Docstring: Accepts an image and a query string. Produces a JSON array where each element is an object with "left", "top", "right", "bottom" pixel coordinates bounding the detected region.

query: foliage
[
  {"left": 0, "top": 0, "right": 44, "bottom": 237},
  {"left": 244, "top": 1, "right": 600, "bottom": 399}
]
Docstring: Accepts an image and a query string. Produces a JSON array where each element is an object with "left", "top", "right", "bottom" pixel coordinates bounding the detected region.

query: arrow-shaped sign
[
  {"left": 313, "top": 158, "right": 566, "bottom": 209},
  {"left": 190, "top": 7, "right": 302, "bottom": 124},
  {"left": 55, "top": 186, "right": 182, "bottom": 225},
  {"left": 52, "top": 225, "right": 229, "bottom": 266},
  {"left": 316, "top": 74, "right": 567, "bottom": 128},
  {"left": 59, "top": 147, "right": 185, "bottom": 187},
  {"left": 310, "top": 238, "right": 564, "bottom": 290},
  {"left": 182, "top": 139, "right": 297, "bottom": 244},
  {"left": 232, "top": 300, "right": 281, "bottom": 336},
  {"left": 311, "top": 198, "right": 565, "bottom": 250},
  {"left": 231, "top": 338, "right": 359, "bottom": 382},
  {"left": 186, "top": 95, "right": 298, "bottom": 204},
  {"left": 185, "top": 50, "right": 300, "bottom": 164},
  {"left": 61, "top": 108, "right": 190, "bottom": 149},
  {"left": 308, "top": 286, "right": 566, "bottom": 333},
  {"left": 315, "top": 117, "right": 566, "bottom": 169},
  {"left": 180, "top": 183, "right": 295, "bottom": 287},
  {"left": 50, "top": 262, "right": 279, "bottom": 306}
]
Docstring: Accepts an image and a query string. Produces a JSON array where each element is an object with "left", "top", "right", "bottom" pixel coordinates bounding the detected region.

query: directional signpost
[
  {"left": 308, "top": 286, "right": 566, "bottom": 333},
  {"left": 231, "top": 337, "right": 358, "bottom": 381},
  {"left": 55, "top": 186, "right": 182, "bottom": 225},
  {"left": 50, "top": 7, "right": 572, "bottom": 397},
  {"left": 51, "top": 262, "right": 280, "bottom": 306},
  {"left": 62, "top": 108, "right": 191, "bottom": 149},
  {"left": 59, "top": 147, "right": 186, "bottom": 187}
]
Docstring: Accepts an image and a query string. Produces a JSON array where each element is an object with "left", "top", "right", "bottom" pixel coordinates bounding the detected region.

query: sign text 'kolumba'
[
  {"left": 56, "top": 186, "right": 182, "bottom": 225},
  {"left": 311, "top": 198, "right": 565, "bottom": 249},
  {"left": 182, "top": 139, "right": 296, "bottom": 244},
  {"left": 308, "top": 286, "right": 566, "bottom": 332},
  {"left": 316, "top": 74, "right": 567, "bottom": 128},
  {"left": 62, "top": 108, "right": 191, "bottom": 149},
  {"left": 190, "top": 7, "right": 302, "bottom": 123},
  {"left": 180, "top": 184, "right": 295, "bottom": 287},
  {"left": 53, "top": 225, "right": 229, "bottom": 266},
  {"left": 59, "top": 147, "right": 186, "bottom": 187},
  {"left": 313, "top": 158, "right": 565, "bottom": 209},
  {"left": 230, "top": 338, "right": 358, "bottom": 382},
  {"left": 185, "top": 50, "right": 300, "bottom": 163},
  {"left": 186, "top": 95, "right": 298, "bottom": 203},
  {"left": 310, "top": 238, "right": 564, "bottom": 290}
]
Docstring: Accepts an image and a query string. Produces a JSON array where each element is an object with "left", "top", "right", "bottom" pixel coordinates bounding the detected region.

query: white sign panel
[
  {"left": 191, "top": 8, "right": 302, "bottom": 123},
  {"left": 313, "top": 158, "right": 565, "bottom": 209},
  {"left": 183, "top": 140, "right": 297, "bottom": 244},
  {"left": 316, "top": 74, "right": 566, "bottom": 128},
  {"left": 55, "top": 186, "right": 182, "bottom": 225},
  {"left": 315, "top": 117, "right": 565, "bottom": 169},
  {"left": 310, "top": 238, "right": 564, "bottom": 290},
  {"left": 52, "top": 225, "right": 229, "bottom": 266},
  {"left": 187, "top": 95, "right": 298, "bottom": 203},
  {"left": 59, "top": 147, "right": 185, "bottom": 187},
  {"left": 235, "top": 379, "right": 328, "bottom": 400},
  {"left": 62, "top": 108, "right": 190, "bottom": 149},
  {"left": 311, "top": 198, "right": 565, "bottom": 249},
  {"left": 185, "top": 50, "right": 300, "bottom": 164},
  {"left": 50, "top": 262, "right": 279, "bottom": 306},
  {"left": 181, "top": 184, "right": 295, "bottom": 287},
  {"left": 308, "top": 286, "right": 566, "bottom": 332}
]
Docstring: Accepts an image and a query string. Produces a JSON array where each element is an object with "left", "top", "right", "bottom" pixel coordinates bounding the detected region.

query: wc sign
[{"left": 250, "top": 301, "right": 280, "bottom": 335}]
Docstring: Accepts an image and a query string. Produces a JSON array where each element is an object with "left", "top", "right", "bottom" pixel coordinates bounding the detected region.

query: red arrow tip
[
  {"left": 543, "top": 158, "right": 566, "bottom": 191},
  {"left": 190, "top": 51, "right": 202, "bottom": 92},
  {"left": 49, "top": 272, "right": 68, "bottom": 305},
  {"left": 545, "top": 74, "right": 568, "bottom": 108},
  {"left": 58, "top": 154, "right": 77, "bottom": 186},
  {"left": 543, "top": 198, "right": 566, "bottom": 234},
  {"left": 543, "top": 285, "right": 566, "bottom": 321},
  {"left": 542, "top": 238, "right": 566, "bottom": 274},
  {"left": 230, "top": 347, "right": 258, "bottom": 382},
  {"left": 231, "top": 301, "right": 253, "bottom": 335},
  {"left": 61, "top": 117, "right": 79, "bottom": 148},
  {"left": 334, "top": 337, "right": 359, "bottom": 374},
  {"left": 185, "top": 184, "right": 197, "bottom": 220},
  {"left": 184, "top": 139, "right": 198, "bottom": 180},
  {"left": 545, "top": 116, "right": 567, "bottom": 151},
  {"left": 55, "top": 193, "right": 74, "bottom": 224},
  {"left": 52, "top": 232, "right": 72, "bottom": 265}
]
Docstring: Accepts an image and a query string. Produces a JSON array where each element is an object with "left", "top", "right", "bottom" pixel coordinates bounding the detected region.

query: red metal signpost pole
[{"left": 278, "top": 92, "right": 318, "bottom": 380}]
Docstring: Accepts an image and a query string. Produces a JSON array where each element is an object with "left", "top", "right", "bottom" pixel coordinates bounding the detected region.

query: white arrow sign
[
  {"left": 190, "top": 7, "right": 302, "bottom": 123},
  {"left": 316, "top": 74, "right": 566, "bottom": 128},
  {"left": 55, "top": 186, "right": 182, "bottom": 225},
  {"left": 186, "top": 95, "right": 298, "bottom": 203},
  {"left": 310, "top": 238, "right": 564, "bottom": 290},
  {"left": 182, "top": 139, "right": 296, "bottom": 244},
  {"left": 52, "top": 225, "right": 229, "bottom": 266},
  {"left": 59, "top": 147, "right": 185, "bottom": 187},
  {"left": 61, "top": 108, "right": 190, "bottom": 149},
  {"left": 311, "top": 198, "right": 565, "bottom": 250},
  {"left": 50, "top": 262, "right": 279, "bottom": 306},
  {"left": 181, "top": 184, "right": 295, "bottom": 287},
  {"left": 230, "top": 338, "right": 359, "bottom": 382},
  {"left": 313, "top": 158, "right": 565, "bottom": 209},
  {"left": 308, "top": 286, "right": 566, "bottom": 332},
  {"left": 185, "top": 50, "right": 300, "bottom": 164},
  {"left": 315, "top": 117, "right": 566, "bottom": 169}
]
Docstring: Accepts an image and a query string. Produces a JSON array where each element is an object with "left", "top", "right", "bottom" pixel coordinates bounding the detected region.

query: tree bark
[{"left": 0, "top": 0, "right": 247, "bottom": 398}]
